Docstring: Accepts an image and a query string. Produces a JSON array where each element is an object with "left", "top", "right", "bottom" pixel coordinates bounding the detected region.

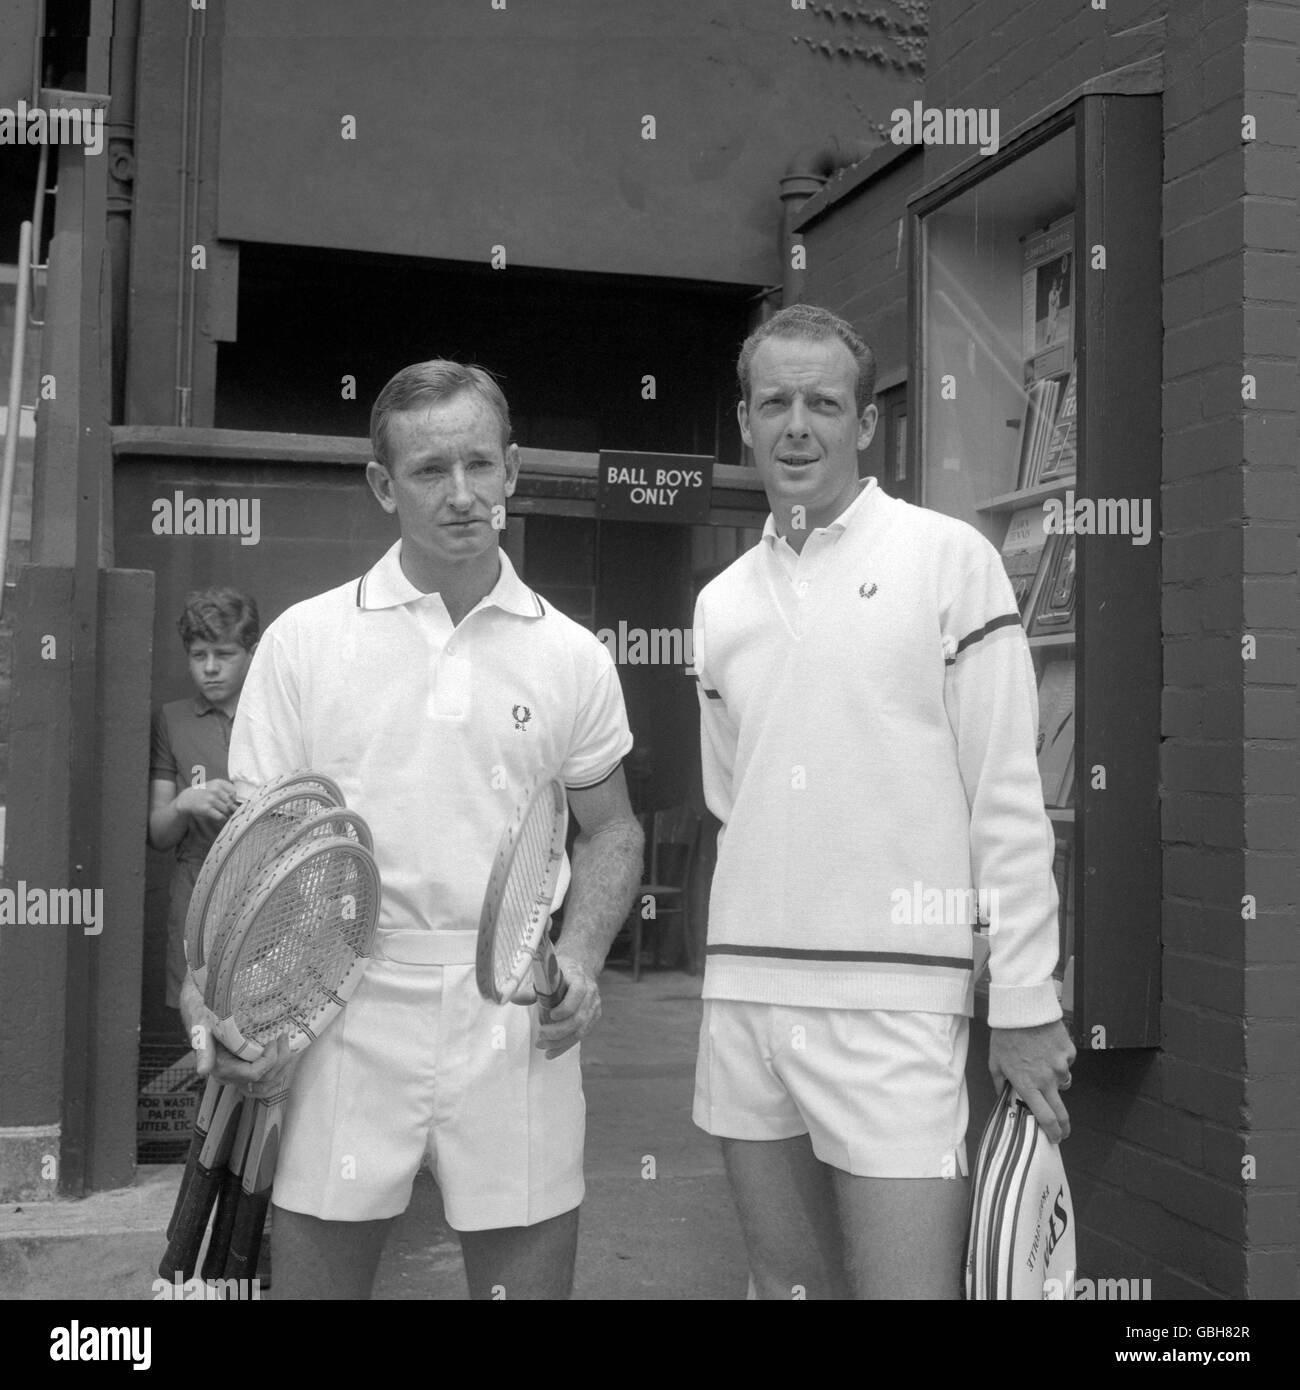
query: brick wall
[
  {"left": 1237, "top": 0, "right": 1299, "bottom": 1299},
  {"left": 802, "top": 0, "right": 1298, "bottom": 1297},
  {"left": 800, "top": 148, "right": 923, "bottom": 483}
]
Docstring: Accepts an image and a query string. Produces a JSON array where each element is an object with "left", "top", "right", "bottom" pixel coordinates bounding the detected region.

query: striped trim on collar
[{"left": 354, "top": 540, "right": 544, "bottom": 618}]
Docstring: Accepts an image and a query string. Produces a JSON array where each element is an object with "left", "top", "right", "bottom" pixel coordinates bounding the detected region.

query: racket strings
[
  {"left": 224, "top": 850, "right": 378, "bottom": 1046},
  {"left": 201, "top": 794, "right": 340, "bottom": 958},
  {"left": 492, "top": 799, "right": 560, "bottom": 992}
]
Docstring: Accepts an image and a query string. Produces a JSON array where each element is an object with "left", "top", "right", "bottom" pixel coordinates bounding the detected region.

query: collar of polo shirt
[
  {"left": 190, "top": 695, "right": 230, "bottom": 718},
  {"left": 355, "top": 539, "right": 544, "bottom": 618},
  {"left": 762, "top": 474, "right": 879, "bottom": 549}
]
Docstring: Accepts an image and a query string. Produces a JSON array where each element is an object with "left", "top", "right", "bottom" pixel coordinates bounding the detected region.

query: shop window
[{"left": 911, "top": 96, "right": 1162, "bottom": 1047}]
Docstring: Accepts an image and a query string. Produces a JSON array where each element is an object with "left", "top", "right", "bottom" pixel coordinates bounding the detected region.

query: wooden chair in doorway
[{"left": 628, "top": 804, "right": 701, "bottom": 981}]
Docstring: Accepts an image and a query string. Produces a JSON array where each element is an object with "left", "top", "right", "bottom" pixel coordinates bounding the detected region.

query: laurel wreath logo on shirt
[
  {"left": 858, "top": 581, "right": 878, "bottom": 599},
  {"left": 512, "top": 704, "right": 532, "bottom": 731}
]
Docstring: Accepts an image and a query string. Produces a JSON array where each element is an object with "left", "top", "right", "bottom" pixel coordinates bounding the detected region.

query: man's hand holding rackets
[{"left": 179, "top": 972, "right": 294, "bottom": 1089}]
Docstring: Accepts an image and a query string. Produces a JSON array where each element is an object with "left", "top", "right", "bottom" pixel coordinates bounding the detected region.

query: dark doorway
[{"left": 216, "top": 245, "right": 756, "bottom": 466}]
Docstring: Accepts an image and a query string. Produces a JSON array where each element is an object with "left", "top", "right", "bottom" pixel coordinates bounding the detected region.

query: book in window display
[
  {"left": 1027, "top": 529, "right": 1076, "bottom": 636},
  {"left": 999, "top": 504, "right": 1050, "bottom": 619},
  {"left": 1038, "top": 364, "right": 1078, "bottom": 484},
  {"left": 1014, "top": 377, "right": 1061, "bottom": 490}
]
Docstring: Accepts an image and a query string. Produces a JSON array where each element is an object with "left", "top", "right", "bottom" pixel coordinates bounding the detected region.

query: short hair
[
  {"left": 370, "top": 360, "right": 512, "bottom": 469},
  {"left": 178, "top": 588, "right": 260, "bottom": 651},
  {"left": 737, "top": 304, "right": 877, "bottom": 413}
]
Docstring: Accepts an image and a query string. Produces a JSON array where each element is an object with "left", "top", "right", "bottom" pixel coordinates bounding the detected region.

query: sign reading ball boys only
[{"left": 597, "top": 451, "right": 714, "bottom": 525}]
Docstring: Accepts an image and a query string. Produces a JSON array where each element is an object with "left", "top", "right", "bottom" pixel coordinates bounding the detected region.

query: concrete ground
[{"left": 0, "top": 967, "right": 749, "bottom": 1301}]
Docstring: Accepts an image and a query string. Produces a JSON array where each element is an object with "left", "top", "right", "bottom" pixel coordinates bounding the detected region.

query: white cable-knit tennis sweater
[{"left": 694, "top": 479, "right": 1062, "bottom": 1029}]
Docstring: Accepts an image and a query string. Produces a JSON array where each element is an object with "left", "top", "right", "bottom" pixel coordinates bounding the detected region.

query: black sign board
[{"left": 597, "top": 451, "right": 714, "bottom": 525}]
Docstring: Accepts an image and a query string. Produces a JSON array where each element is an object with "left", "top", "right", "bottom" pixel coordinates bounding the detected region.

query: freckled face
[
  {"left": 739, "top": 336, "right": 877, "bottom": 534},
  {"left": 366, "top": 392, "right": 519, "bottom": 568}
]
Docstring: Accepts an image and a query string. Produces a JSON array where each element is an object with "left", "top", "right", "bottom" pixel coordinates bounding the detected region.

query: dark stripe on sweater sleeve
[{"left": 945, "top": 611, "right": 1023, "bottom": 665}]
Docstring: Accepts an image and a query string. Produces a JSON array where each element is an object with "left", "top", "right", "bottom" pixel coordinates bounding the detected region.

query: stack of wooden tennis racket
[{"left": 158, "top": 771, "right": 380, "bottom": 1285}]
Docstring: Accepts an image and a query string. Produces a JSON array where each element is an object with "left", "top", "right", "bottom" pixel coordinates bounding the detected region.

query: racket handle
[
  {"left": 203, "top": 1099, "right": 254, "bottom": 1280},
  {"left": 159, "top": 1082, "right": 242, "bottom": 1278},
  {"left": 534, "top": 945, "right": 569, "bottom": 1025},
  {"left": 167, "top": 1076, "right": 224, "bottom": 1240},
  {"left": 225, "top": 1189, "right": 272, "bottom": 1284},
  {"left": 202, "top": 1161, "right": 245, "bottom": 1280}
]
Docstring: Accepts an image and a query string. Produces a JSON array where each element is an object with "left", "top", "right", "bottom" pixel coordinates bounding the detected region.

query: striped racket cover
[{"left": 963, "top": 1084, "right": 1076, "bottom": 1299}]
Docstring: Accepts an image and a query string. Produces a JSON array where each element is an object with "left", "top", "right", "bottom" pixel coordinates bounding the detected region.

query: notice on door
[{"left": 597, "top": 451, "right": 714, "bottom": 525}]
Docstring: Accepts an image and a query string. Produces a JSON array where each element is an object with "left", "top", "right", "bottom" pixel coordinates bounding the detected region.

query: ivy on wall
[{"left": 794, "top": 0, "right": 930, "bottom": 76}]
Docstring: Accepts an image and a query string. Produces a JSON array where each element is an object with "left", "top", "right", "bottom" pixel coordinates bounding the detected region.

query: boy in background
[{"left": 148, "top": 588, "right": 260, "bottom": 1022}]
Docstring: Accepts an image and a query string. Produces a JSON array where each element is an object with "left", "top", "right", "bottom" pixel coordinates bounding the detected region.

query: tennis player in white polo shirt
[
  {"left": 692, "top": 305, "right": 1076, "bottom": 1299},
  {"left": 182, "top": 360, "right": 644, "bottom": 1299}
]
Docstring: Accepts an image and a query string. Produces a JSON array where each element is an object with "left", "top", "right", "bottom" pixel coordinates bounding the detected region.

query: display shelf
[{"left": 976, "top": 476, "right": 1077, "bottom": 515}]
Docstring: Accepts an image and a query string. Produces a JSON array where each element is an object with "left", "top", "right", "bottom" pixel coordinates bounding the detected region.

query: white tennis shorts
[
  {"left": 272, "top": 956, "right": 585, "bottom": 1230},
  {"left": 693, "top": 1000, "right": 970, "bottom": 1179}
]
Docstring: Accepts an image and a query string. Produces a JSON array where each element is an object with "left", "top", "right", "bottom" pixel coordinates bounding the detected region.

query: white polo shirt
[{"left": 228, "top": 541, "right": 633, "bottom": 964}]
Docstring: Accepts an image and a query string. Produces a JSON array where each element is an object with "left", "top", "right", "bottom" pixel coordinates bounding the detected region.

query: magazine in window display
[{"left": 1021, "top": 215, "right": 1075, "bottom": 384}]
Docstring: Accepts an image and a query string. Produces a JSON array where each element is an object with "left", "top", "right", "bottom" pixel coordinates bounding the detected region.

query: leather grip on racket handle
[
  {"left": 225, "top": 1188, "right": 272, "bottom": 1284},
  {"left": 202, "top": 1160, "right": 245, "bottom": 1280},
  {"left": 167, "top": 1076, "right": 223, "bottom": 1240},
  {"left": 159, "top": 1083, "right": 242, "bottom": 1278},
  {"left": 203, "top": 1100, "right": 254, "bottom": 1280},
  {"left": 534, "top": 948, "right": 569, "bottom": 1025}
]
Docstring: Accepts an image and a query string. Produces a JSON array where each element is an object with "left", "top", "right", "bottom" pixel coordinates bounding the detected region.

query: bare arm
[
  {"left": 535, "top": 766, "right": 644, "bottom": 1058},
  {"left": 147, "top": 776, "right": 237, "bottom": 851}
]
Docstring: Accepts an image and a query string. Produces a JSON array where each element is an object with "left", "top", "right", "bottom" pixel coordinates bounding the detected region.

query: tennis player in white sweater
[{"left": 692, "top": 304, "right": 1076, "bottom": 1299}]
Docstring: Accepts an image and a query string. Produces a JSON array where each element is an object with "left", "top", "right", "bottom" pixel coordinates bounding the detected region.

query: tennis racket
[
  {"left": 475, "top": 778, "right": 569, "bottom": 1022},
  {"left": 194, "top": 807, "right": 374, "bottom": 1281},
  {"left": 208, "top": 835, "right": 381, "bottom": 1282},
  {"left": 165, "top": 773, "right": 345, "bottom": 1259},
  {"left": 162, "top": 774, "right": 349, "bottom": 1274}
]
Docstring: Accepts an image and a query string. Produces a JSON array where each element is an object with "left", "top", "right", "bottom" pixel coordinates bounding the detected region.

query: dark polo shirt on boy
[
  {"left": 150, "top": 696, "right": 234, "bottom": 1009},
  {"left": 149, "top": 695, "right": 235, "bottom": 865}
]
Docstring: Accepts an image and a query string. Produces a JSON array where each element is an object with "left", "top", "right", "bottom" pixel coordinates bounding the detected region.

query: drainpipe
[
  {"left": 779, "top": 137, "right": 874, "bottom": 305},
  {"left": 107, "top": 0, "right": 140, "bottom": 424}
]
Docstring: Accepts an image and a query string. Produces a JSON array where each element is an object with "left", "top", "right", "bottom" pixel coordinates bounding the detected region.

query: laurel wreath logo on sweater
[
  {"left": 858, "top": 581, "right": 878, "bottom": 599},
  {"left": 512, "top": 704, "right": 532, "bottom": 731}
]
